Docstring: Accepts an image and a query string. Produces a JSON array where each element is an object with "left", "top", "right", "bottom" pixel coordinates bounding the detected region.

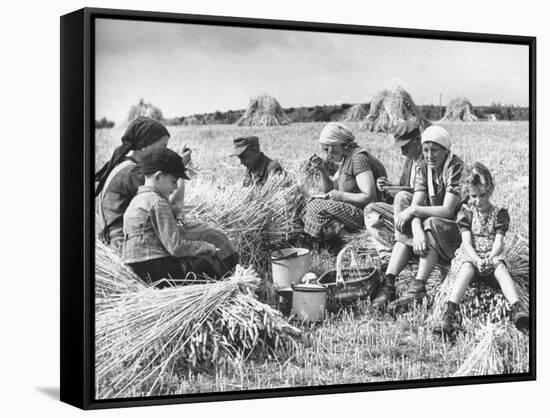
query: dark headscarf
[{"left": 95, "top": 117, "right": 170, "bottom": 196}]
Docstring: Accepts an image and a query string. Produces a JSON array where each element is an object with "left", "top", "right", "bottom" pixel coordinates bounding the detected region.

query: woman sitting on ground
[
  {"left": 372, "top": 125, "right": 465, "bottom": 311},
  {"left": 95, "top": 116, "right": 190, "bottom": 251},
  {"left": 303, "top": 122, "right": 387, "bottom": 243}
]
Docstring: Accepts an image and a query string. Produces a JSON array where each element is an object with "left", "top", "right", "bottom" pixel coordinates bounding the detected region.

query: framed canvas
[{"left": 60, "top": 7, "right": 536, "bottom": 410}]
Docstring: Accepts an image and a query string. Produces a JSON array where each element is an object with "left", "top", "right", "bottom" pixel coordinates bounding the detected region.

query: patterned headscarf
[
  {"left": 318, "top": 122, "right": 356, "bottom": 146},
  {"left": 95, "top": 117, "right": 170, "bottom": 196}
]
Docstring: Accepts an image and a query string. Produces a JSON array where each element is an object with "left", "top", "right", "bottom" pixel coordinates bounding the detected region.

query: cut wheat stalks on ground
[
  {"left": 453, "top": 323, "right": 529, "bottom": 377},
  {"left": 95, "top": 263, "right": 302, "bottom": 399},
  {"left": 183, "top": 173, "right": 308, "bottom": 274},
  {"left": 95, "top": 241, "right": 148, "bottom": 305}
]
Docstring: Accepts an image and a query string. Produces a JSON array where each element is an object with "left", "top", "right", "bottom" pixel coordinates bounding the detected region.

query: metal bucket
[
  {"left": 291, "top": 283, "right": 327, "bottom": 322},
  {"left": 271, "top": 248, "right": 312, "bottom": 289}
]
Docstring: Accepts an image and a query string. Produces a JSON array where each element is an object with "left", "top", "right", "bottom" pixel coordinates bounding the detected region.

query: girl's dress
[{"left": 455, "top": 202, "right": 511, "bottom": 281}]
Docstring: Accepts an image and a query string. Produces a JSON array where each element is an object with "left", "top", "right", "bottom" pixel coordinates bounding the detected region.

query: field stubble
[{"left": 95, "top": 121, "right": 530, "bottom": 395}]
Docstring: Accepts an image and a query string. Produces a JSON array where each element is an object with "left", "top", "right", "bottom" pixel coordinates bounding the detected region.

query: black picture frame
[{"left": 60, "top": 7, "right": 536, "bottom": 410}]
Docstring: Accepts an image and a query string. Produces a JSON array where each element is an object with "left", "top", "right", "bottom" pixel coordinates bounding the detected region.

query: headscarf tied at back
[
  {"left": 318, "top": 122, "right": 356, "bottom": 146},
  {"left": 94, "top": 117, "right": 170, "bottom": 196}
]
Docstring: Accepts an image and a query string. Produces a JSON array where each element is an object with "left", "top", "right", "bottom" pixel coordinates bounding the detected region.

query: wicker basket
[{"left": 317, "top": 243, "right": 381, "bottom": 311}]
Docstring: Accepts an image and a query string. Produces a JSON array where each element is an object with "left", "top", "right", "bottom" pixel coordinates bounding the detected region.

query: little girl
[{"left": 434, "top": 162, "right": 529, "bottom": 335}]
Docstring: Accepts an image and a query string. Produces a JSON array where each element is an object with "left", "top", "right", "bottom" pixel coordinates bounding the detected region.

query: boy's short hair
[
  {"left": 465, "top": 162, "right": 494, "bottom": 194},
  {"left": 140, "top": 148, "right": 190, "bottom": 180}
]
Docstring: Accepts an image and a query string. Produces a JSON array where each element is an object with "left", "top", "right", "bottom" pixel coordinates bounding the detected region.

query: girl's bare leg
[
  {"left": 448, "top": 263, "right": 476, "bottom": 304},
  {"left": 493, "top": 263, "right": 519, "bottom": 304}
]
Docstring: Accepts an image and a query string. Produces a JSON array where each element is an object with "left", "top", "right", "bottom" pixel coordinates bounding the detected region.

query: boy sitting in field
[
  {"left": 433, "top": 162, "right": 529, "bottom": 335},
  {"left": 121, "top": 147, "right": 228, "bottom": 286}
]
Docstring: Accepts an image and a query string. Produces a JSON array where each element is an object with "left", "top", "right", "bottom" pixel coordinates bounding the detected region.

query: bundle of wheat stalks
[
  {"left": 362, "top": 86, "right": 427, "bottom": 133},
  {"left": 95, "top": 241, "right": 147, "bottom": 305},
  {"left": 441, "top": 97, "right": 479, "bottom": 122},
  {"left": 183, "top": 173, "right": 308, "bottom": 274},
  {"left": 95, "top": 252, "right": 302, "bottom": 398},
  {"left": 453, "top": 323, "right": 528, "bottom": 376},
  {"left": 432, "top": 233, "right": 529, "bottom": 323},
  {"left": 342, "top": 103, "right": 368, "bottom": 122},
  {"left": 236, "top": 94, "right": 291, "bottom": 126}
]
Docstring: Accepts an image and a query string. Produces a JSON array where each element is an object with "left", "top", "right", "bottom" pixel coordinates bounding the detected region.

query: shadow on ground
[{"left": 36, "top": 387, "right": 59, "bottom": 400}]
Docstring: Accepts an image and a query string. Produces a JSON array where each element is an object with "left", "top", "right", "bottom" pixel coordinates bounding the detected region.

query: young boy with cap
[
  {"left": 121, "top": 147, "right": 236, "bottom": 286},
  {"left": 230, "top": 136, "right": 285, "bottom": 187}
]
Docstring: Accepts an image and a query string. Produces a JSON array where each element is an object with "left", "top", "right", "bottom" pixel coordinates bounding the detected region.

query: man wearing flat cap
[
  {"left": 231, "top": 136, "right": 285, "bottom": 187},
  {"left": 364, "top": 120, "right": 424, "bottom": 256}
]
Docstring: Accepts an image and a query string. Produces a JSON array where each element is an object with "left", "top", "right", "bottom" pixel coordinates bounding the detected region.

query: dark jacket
[
  {"left": 98, "top": 158, "right": 143, "bottom": 246},
  {"left": 243, "top": 152, "right": 285, "bottom": 187}
]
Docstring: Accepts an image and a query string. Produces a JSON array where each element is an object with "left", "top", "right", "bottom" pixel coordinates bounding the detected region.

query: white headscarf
[
  {"left": 421, "top": 125, "right": 451, "bottom": 150},
  {"left": 319, "top": 122, "right": 356, "bottom": 146},
  {"left": 422, "top": 126, "right": 454, "bottom": 198}
]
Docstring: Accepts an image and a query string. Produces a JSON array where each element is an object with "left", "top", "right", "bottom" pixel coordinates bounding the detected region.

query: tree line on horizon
[{"left": 95, "top": 102, "right": 529, "bottom": 128}]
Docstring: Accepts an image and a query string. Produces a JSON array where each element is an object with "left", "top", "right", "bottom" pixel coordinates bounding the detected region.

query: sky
[{"left": 95, "top": 18, "right": 529, "bottom": 124}]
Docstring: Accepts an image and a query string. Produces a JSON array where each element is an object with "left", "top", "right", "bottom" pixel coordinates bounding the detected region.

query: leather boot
[
  {"left": 510, "top": 301, "right": 529, "bottom": 332},
  {"left": 371, "top": 274, "right": 396, "bottom": 309},
  {"left": 433, "top": 301, "right": 461, "bottom": 335},
  {"left": 387, "top": 279, "right": 427, "bottom": 312}
]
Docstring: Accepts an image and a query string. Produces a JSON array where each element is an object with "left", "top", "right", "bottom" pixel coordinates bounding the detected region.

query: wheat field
[{"left": 95, "top": 121, "right": 530, "bottom": 397}]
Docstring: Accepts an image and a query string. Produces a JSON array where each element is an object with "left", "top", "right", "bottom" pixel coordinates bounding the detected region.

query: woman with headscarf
[
  {"left": 303, "top": 122, "right": 387, "bottom": 242},
  {"left": 95, "top": 117, "right": 237, "bottom": 279},
  {"left": 95, "top": 117, "right": 188, "bottom": 250},
  {"left": 372, "top": 126, "right": 465, "bottom": 312}
]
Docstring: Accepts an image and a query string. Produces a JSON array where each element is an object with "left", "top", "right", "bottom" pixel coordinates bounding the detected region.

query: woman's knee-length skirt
[{"left": 303, "top": 199, "right": 364, "bottom": 240}]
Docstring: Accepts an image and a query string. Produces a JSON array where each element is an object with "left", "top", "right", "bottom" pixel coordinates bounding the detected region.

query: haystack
[
  {"left": 236, "top": 94, "right": 290, "bottom": 126},
  {"left": 361, "top": 86, "right": 428, "bottom": 132},
  {"left": 441, "top": 97, "right": 478, "bottom": 122},
  {"left": 342, "top": 103, "right": 368, "bottom": 122},
  {"left": 127, "top": 98, "right": 164, "bottom": 123}
]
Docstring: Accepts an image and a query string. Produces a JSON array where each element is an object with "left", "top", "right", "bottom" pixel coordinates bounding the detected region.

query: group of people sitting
[
  {"left": 96, "top": 117, "right": 287, "bottom": 286},
  {"left": 300, "top": 120, "right": 528, "bottom": 334},
  {"left": 95, "top": 116, "right": 528, "bottom": 336}
]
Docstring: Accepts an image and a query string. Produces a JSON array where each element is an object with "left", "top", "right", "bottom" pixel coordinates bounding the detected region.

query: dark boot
[
  {"left": 387, "top": 279, "right": 427, "bottom": 312},
  {"left": 510, "top": 301, "right": 529, "bottom": 331},
  {"left": 433, "top": 301, "right": 461, "bottom": 336},
  {"left": 371, "top": 274, "right": 396, "bottom": 309}
]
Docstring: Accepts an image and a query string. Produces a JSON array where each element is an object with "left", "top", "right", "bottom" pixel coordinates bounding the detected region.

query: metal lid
[{"left": 292, "top": 283, "right": 327, "bottom": 293}]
